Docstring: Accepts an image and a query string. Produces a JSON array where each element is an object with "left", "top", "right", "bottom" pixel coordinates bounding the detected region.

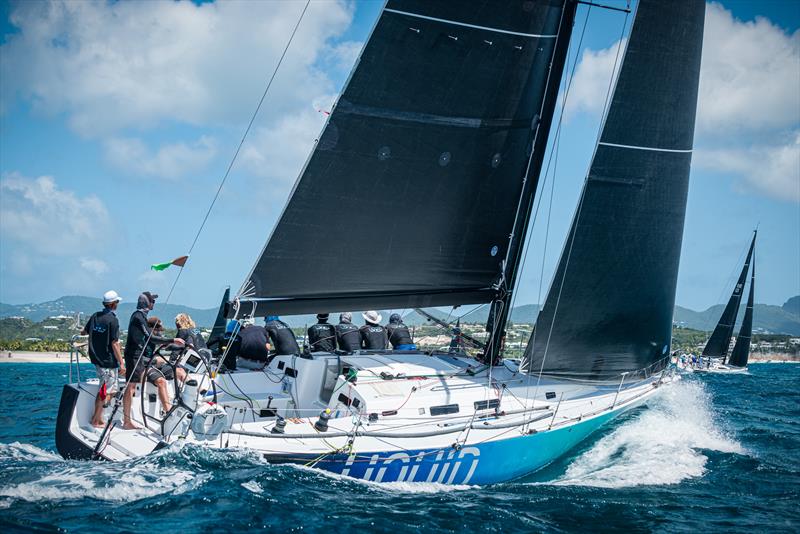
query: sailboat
[
  {"left": 695, "top": 231, "right": 756, "bottom": 373},
  {"left": 55, "top": 0, "right": 705, "bottom": 484}
]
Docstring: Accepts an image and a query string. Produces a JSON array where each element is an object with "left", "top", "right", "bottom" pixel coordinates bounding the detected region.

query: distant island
[
  {"left": 1, "top": 295, "right": 798, "bottom": 356},
  {"left": 2, "top": 294, "right": 799, "bottom": 332}
]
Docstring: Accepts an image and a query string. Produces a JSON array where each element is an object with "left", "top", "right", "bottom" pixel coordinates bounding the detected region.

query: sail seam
[
  {"left": 598, "top": 141, "right": 692, "bottom": 153},
  {"left": 384, "top": 8, "right": 559, "bottom": 39}
]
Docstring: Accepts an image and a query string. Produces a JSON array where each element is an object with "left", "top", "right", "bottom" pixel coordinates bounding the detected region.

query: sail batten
[
  {"left": 523, "top": 0, "right": 706, "bottom": 381},
  {"left": 237, "top": 0, "right": 576, "bottom": 317},
  {"left": 702, "top": 231, "right": 757, "bottom": 359}
]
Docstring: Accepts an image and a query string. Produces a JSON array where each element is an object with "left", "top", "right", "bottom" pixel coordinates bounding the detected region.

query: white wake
[
  {"left": 0, "top": 442, "right": 206, "bottom": 503},
  {"left": 553, "top": 379, "right": 744, "bottom": 488}
]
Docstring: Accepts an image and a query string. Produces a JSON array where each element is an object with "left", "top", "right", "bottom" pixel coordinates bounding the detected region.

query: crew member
[
  {"left": 335, "top": 312, "right": 361, "bottom": 352},
  {"left": 122, "top": 292, "right": 184, "bottom": 429},
  {"left": 360, "top": 310, "right": 388, "bottom": 350},
  {"left": 81, "top": 290, "right": 125, "bottom": 428},
  {"left": 308, "top": 313, "right": 336, "bottom": 353},
  {"left": 265, "top": 315, "right": 300, "bottom": 356},
  {"left": 143, "top": 316, "right": 187, "bottom": 410},
  {"left": 386, "top": 313, "right": 417, "bottom": 351},
  {"left": 236, "top": 319, "right": 270, "bottom": 369},
  {"left": 175, "top": 313, "right": 207, "bottom": 350}
]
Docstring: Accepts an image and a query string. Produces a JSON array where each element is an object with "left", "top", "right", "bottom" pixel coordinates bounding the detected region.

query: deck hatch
[{"left": 430, "top": 403, "right": 460, "bottom": 416}]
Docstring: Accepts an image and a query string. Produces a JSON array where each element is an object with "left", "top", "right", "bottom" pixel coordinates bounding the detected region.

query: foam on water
[
  {"left": 0, "top": 442, "right": 205, "bottom": 503},
  {"left": 553, "top": 379, "right": 744, "bottom": 488}
]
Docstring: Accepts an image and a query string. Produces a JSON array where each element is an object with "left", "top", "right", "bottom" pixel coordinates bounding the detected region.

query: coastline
[
  {"left": 1, "top": 350, "right": 797, "bottom": 364},
  {"left": 0, "top": 351, "right": 87, "bottom": 364}
]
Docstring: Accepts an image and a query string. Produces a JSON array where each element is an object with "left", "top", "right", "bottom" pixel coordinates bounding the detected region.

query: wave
[
  {"left": 552, "top": 379, "right": 744, "bottom": 488},
  {"left": 0, "top": 442, "right": 270, "bottom": 503}
]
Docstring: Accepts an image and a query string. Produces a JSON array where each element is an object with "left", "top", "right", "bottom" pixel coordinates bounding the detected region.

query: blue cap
[{"left": 266, "top": 315, "right": 279, "bottom": 323}]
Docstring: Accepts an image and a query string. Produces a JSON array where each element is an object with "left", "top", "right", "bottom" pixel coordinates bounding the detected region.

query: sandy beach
[{"left": 0, "top": 351, "right": 89, "bottom": 364}]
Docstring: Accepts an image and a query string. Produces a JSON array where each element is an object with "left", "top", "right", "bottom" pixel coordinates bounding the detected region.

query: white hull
[{"left": 57, "top": 350, "right": 673, "bottom": 484}]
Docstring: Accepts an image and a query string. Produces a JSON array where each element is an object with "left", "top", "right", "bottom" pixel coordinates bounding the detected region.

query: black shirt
[
  {"left": 265, "top": 319, "right": 300, "bottom": 355},
  {"left": 308, "top": 322, "right": 336, "bottom": 352},
  {"left": 238, "top": 325, "right": 270, "bottom": 361},
  {"left": 360, "top": 324, "right": 388, "bottom": 350},
  {"left": 124, "top": 309, "right": 172, "bottom": 370},
  {"left": 335, "top": 322, "right": 361, "bottom": 352},
  {"left": 85, "top": 308, "right": 120, "bottom": 368},
  {"left": 386, "top": 322, "right": 413, "bottom": 348},
  {"left": 177, "top": 327, "right": 207, "bottom": 350}
]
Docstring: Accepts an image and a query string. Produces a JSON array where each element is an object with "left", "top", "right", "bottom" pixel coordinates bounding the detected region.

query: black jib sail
[
  {"left": 235, "top": 0, "right": 576, "bottom": 316},
  {"left": 728, "top": 247, "right": 755, "bottom": 367},
  {"left": 207, "top": 287, "right": 231, "bottom": 350},
  {"left": 702, "top": 231, "right": 757, "bottom": 360},
  {"left": 523, "top": 0, "right": 706, "bottom": 381}
]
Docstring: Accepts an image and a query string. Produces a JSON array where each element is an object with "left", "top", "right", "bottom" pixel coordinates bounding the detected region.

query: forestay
[
  {"left": 524, "top": 0, "right": 706, "bottom": 381},
  {"left": 237, "top": 0, "right": 574, "bottom": 316}
]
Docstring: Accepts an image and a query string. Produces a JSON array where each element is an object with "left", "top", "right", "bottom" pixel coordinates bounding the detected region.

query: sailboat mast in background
[{"left": 702, "top": 230, "right": 757, "bottom": 362}]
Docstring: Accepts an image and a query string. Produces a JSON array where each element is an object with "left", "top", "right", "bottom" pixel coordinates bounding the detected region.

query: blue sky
[{"left": 1, "top": 0, "right": 798, "bottom": 313}]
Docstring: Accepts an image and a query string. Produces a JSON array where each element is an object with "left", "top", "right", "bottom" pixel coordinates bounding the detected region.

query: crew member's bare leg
[
  {"left": 91, "top": 391, "right": 107, "bottom": 428},
  {"left": 155, "top": 377, "right": 172, "bottom": 409},
  {"left": 122, "top": 382, "right": 140, "bottom": 430}
]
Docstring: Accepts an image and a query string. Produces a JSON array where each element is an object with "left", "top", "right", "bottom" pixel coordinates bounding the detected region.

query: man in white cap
[
  {"left": 81, "top": 290, "right": 124, "bottom": 427},
  {"left": 360, "top": 310, "right": 388, "bottom": 350}
]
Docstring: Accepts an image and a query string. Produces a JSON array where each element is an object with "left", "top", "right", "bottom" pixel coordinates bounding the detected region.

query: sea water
[{"left": 0, "top": 363, "right": 797, "bottom": 532}]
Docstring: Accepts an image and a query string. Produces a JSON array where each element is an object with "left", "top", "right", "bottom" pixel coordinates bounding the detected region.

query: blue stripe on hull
[{"left": 308, "top": 410, "right": 619, "bottom": 485}]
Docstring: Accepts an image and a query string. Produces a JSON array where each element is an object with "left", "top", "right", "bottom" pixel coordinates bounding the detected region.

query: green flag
[{"left": 151, "top": 255, "right": 189, "bottom": 271}]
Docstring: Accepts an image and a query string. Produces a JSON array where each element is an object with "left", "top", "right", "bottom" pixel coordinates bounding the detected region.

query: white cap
[
  {"left": 362, "top": 310, "right": 382, "bottom": 324},
  {"left": 103, "top": 290, "right": 122, "bottom": 304}
]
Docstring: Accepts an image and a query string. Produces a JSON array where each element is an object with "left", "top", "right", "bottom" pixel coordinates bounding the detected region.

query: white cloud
[
  {"left": 564, "top": 38, "right": 625, "bottom": 118},
  {"left": 697, "top": 2, "right": 800, "bottom": 134},
  {"left": 104, "top": 135, "right": 217, "bottom": 179},
  {"left": 239, "top": 104, "right": 331, "bottom": 181},
  {"left": 79, "top": 257, "right": 109, "bottom": 276},
  {"left": 561, "top": 2, "right": 799, "bottom": 203},
  {"left": 0, "top": 0, "right": 354, "bottom": 136},
  {"left": 695, "top": 131, "right": 800, "bottom": 203},
  {"left": 0, "top": 173, "right": 111, "bottom": 255}
]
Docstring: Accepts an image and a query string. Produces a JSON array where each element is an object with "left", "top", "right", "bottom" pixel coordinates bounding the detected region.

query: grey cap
[{"left": 339, "top": 312, "right": 352, "bottom": 324}]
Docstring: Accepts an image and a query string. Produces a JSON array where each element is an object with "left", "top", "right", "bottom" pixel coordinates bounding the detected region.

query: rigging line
[
  {"left": 509, "top": 0, "right": 590, "bottom": 322},
  {"left": 500, "top": 0, "right": 571, "bottom": 304},
  {"left": 104, "top": 2, "right": 313, "bottom": 437},
  {"left": 185, "top": 0, "right": 311, "bottom": 258},
  {"left": 703, "top": 237, "right": 751, "bottom": 331},
  {"left": 507, "top": 2, "right": 591, "bottom": 426},
  {"left": 533, "top": 7, "right": 629, "bottom": 396}
]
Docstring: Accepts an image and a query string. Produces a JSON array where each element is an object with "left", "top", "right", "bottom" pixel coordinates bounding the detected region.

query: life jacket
[
  {"left": 386, "top": 322, "right": 413, "bottom": 348},
  {"left": 360, "top": 324, "right": 388, "bottom": 350},
  {"left": 265, "top": 320, "right": 299, "bottom": 355},
  {"left": 335, "top": 322, "right": 361, "bottom": 352},
  {"left": 308, "top": 322, "right": 336, "bottom": 352}
]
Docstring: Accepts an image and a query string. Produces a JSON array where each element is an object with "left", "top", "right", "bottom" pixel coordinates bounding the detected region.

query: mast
[
  {"left": 728, "top": 245, "right": 755, "bottom": 367},
  {"left": 484, "top": 0, "right": 578, "bottom": 363},
  {"left": 702, "top": 230, "right": 757, "bottom": 360}
]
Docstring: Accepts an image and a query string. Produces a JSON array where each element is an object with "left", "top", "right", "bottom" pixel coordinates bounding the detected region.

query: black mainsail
[
  {"left": 702, "top": 231, "right": 757, "bottom": 360},
  {"left": 236, "top": 0, "right": 576, "bottom": 316},
  {"left": 523, "top": 0, "right": 706, "bottom": 381},
  {"left": 728, "top": 248, "right": 755, "bottom": 367}
]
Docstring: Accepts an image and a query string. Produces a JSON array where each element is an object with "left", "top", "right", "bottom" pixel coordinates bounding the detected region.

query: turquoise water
[{"left": 1, "top": 363, "right": 798, "bottom": 532}]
